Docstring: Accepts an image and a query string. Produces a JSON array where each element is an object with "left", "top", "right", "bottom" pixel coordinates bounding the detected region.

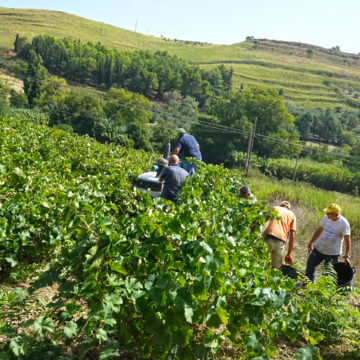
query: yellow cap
[
  {"left": 324, "top": 203, "right": 341, "bottom": 214},
  {"left": 280, "top": 201, "right": 291, "bottom": 210}
]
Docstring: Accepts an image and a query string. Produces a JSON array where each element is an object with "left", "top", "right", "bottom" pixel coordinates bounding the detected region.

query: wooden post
[{"left": 245, "top": 117, "right": 257, "bottom": 177}]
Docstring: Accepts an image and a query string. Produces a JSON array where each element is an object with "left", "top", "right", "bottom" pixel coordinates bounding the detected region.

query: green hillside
[{"left": 1, "top": 7, "right": 360, "bottom": 111}]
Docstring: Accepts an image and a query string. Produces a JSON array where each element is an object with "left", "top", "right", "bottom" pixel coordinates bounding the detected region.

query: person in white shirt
[{"left": 305, "top": 203, "right": 351, "bottom": 282}]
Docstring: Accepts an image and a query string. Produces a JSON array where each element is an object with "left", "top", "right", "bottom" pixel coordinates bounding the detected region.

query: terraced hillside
[{"left": 1, "top": 7, "right": 360, "bottom": 110}]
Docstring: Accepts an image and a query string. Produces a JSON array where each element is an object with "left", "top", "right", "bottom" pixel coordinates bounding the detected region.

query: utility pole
[
  {"left": 135, "top": 20, "right": 138, "bottom": 33},
  {"left": 245, "top": 116, "right": 257, "bottom": 178}
]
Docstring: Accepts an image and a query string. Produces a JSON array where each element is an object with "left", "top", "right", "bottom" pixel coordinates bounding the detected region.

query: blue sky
[{"left": 1, "top": 0, "right": 359, "bottom": 54}]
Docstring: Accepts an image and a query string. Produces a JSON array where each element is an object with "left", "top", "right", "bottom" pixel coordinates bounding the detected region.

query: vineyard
[{"left": 1, "top": 115, "right": 360, "bottom": 359}]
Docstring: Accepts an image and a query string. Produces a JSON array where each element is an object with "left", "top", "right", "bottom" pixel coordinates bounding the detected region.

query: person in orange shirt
[{"left": 263, "top": 201, "right": 296, "bottom": 269}]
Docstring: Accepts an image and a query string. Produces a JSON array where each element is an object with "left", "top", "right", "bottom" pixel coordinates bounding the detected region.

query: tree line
[
  {"left": 8, "top": 35, "right": 297, "bottom": 160},
  {"left": 14, "top": 34, "right": 232, "bottom": 108},
  {"left": 292, "top": 106, "right": 359, "bottom": 144},
  {"left": 3, "top": 48, "right": 200, "bottom": 153},
  {"left": 4, "top": 54, "right": 299, "bottom": 162}
]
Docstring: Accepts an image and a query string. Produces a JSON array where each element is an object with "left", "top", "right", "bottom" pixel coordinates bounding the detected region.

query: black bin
[
  {"left": 333, "top": 262, "right": 356, "bottom": 288},
  {"left": 281, "top": 265, "right": 306, "bottom": 286}
]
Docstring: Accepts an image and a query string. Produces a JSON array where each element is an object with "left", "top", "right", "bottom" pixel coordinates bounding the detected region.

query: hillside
[{"left": 1, "top": 7, "right": 360, "bottom": 111}]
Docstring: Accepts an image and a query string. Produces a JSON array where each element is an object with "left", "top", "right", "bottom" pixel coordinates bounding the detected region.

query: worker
[
  {"left": 263, "top": 201, "right": 296, "bottom": 269},
  {"left": 173, "top": 128, "right": 201, "bottom": 175},
  {"left": 305, "top": 203, "right": 351, "bottom": 282},
  {"left": 238, "top": 185, "right": 257, "bottom": 204},
  {"left": 160, "top": 155, "right": 188, "bottom": 205},
  {"left": 238, "top": 185, "right": 263, "bottom": 232}
]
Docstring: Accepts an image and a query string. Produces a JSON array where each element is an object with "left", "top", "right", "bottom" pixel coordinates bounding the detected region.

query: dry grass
[{"left": 0, "top": 70, "right": 23, "bottom": 92}]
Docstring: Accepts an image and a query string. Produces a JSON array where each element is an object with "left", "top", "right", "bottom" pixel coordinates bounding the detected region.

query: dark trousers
[
  {"left": 305, "top": 247, "right": 339, "bottom": 282},
  {"left": 182, "top": 161, "right": 197, "bottom": 175}
]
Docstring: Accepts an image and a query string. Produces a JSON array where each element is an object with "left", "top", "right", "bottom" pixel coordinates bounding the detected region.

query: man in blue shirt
[
  {"left": 160, "top": 155, "right": 189, "bottom": 204},
  {"left": 173, "top": 128, "right": 202, "bottom": 175}
]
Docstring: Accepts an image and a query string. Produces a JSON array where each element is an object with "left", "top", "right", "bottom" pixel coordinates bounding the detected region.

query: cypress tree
[
  {"left": 14, "top": 34, "right": 20, "bottom": 52},
  {"left": 23, "top": 50, "right": 47, "bottom": 106}
]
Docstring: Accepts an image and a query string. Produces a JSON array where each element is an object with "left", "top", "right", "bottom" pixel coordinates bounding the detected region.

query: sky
[{"left": 1, "top": 0, "right": 360, "bottom": 54}]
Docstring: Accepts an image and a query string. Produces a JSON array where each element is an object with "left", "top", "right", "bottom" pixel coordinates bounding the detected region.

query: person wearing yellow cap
[
  {"left": 305, "top": 203, "right": 351, "bottom": 282},
  {"left": 173, "top": 128, "right": 202, "bottom": 175},
  {"left": 263, "top": 201, "right": 296, "bottom": 269}
]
